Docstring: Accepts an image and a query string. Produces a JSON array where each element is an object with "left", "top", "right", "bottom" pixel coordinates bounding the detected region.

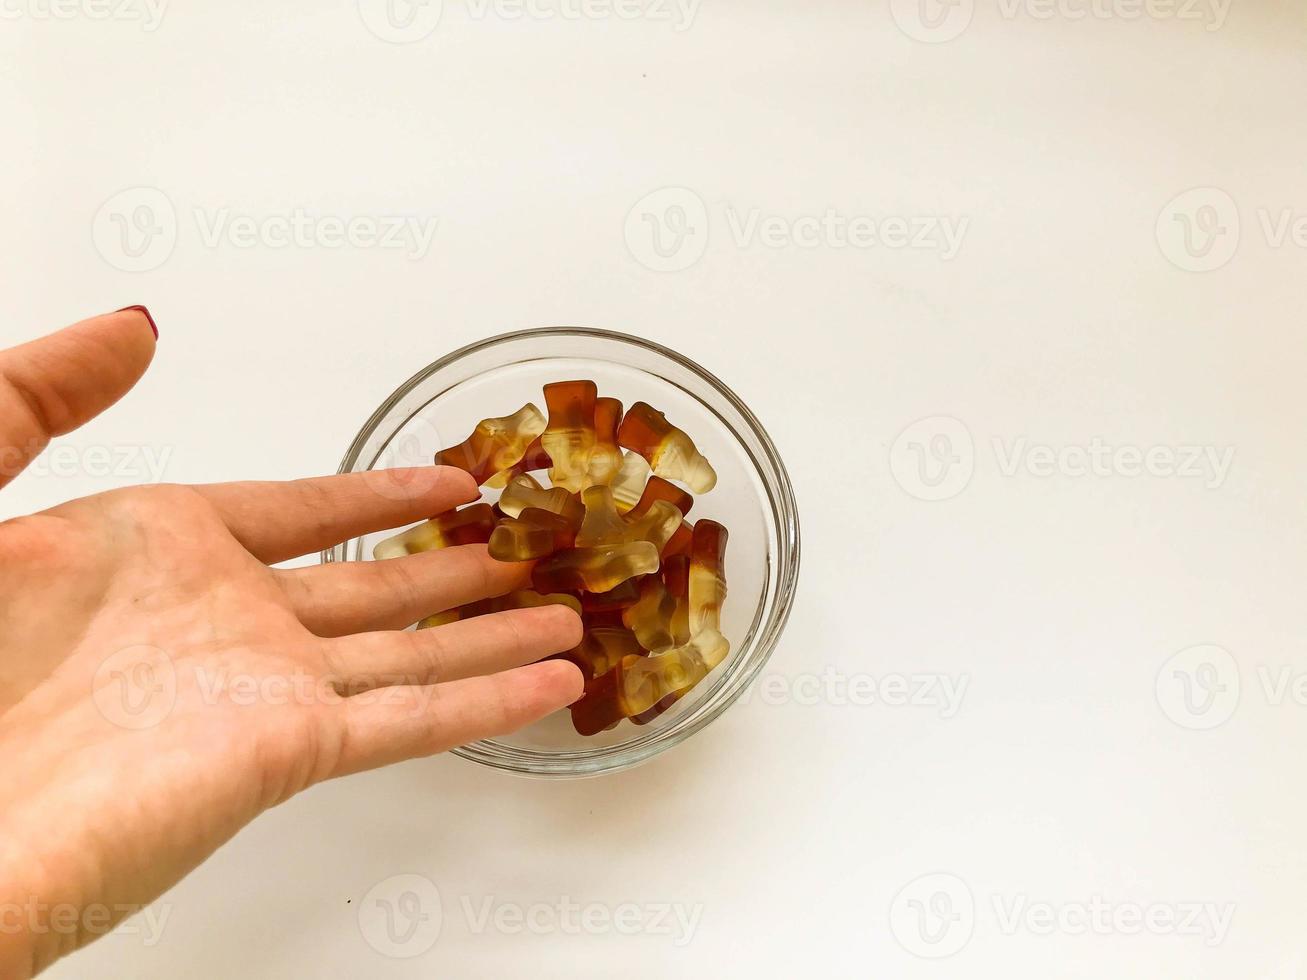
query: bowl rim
[{"left": 325, "top": 326, "right": 801, "bottom": 777}]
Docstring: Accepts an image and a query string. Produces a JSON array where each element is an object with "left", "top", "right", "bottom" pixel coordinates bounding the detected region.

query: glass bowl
[{"left": 324, "top": 328, "right": 800, "bottom": 777}]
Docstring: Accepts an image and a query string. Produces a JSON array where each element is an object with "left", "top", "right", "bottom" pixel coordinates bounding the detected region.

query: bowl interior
[{"left": 329, "top": 330, "right": 794, "bottom": 774}]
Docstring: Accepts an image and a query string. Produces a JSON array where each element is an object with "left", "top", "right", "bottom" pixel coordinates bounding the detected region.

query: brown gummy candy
[
  {"left": 585, "top": 397, "right": 624, "bottom": 488},
  {"left": 434, "top": 404, "right": 546, "bottom": 486},
  {"left": 621, "top": 575, "right": 679, "bottom": 652},
  {"left": 610, "top": 452, "right": 651, "bottom": 513},
  {"left": 627, "top": 476, "right": 694, "bottom": 519},
  {"left": 688, "top": 519, "right": 728, "bottom": 634},
  {"left": 569, "top": 629, "right": 730, "bottom": 735},
  {"left": 560, "top": 627, "right": 646, "bottom": 680},
  {"left": 662, "top": 554, "right": 692, "bottom": 646},
  {"left": 574, "top": 486, "right": 629, "bottom": 548},
  {"left": 541, "top": 381, "right": 598, "bottom": 492},
  {"left": 498, "top": 473, "right": 584, "bottom": 526},
  {"left": 373, "top": 503, "right": 496, "bottom": 560},
  {"left": 487, "top": 507, "right": 578, "bottom": 561},
  {"left": 580, "top": 577, "right": 642, "bottom": 613},
  {"left": 616, "top": 401, "right": 717, "bottom": 493},
  {"left": 531, "top": 541, "right": 659, "bottom": 594},
  {"left": 418, "top": 589, "right": 581, "bottom": 630},
  {"left": 484, "top": 435, "right": 553, "bottom": 489}
]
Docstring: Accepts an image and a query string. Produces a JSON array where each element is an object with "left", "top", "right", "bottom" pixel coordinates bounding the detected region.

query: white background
[{"left": 3, "top": 1, "right": 1306, "bottom": 977}]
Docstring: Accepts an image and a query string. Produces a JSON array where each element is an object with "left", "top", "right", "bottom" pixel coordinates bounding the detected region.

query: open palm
[{"left": 0, "top": 309, "right": 582, "bottom": 979}]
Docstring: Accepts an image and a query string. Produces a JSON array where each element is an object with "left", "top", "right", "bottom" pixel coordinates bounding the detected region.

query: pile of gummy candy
[{"left": 372, "top": 381, "right": 729, "bottom": 736}]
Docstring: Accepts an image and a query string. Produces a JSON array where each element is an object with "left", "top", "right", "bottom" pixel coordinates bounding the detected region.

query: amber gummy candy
[
  {"left": 373, "top": 504, "right": 496, "bottom": 560},
  {"left": 488, "top": 507, "right": 578, "bottom": 561},
  {"left": 617, "top": 402, "right": 718, "bottom": 494},
  {"left": 541, "top": 381, "right": 598, "bottom": 492},
  {"left": 569, "top": 630, "right": 730, "bottom": 735},
  {"left": 688, "top": 520, "right": 728, "bottom": 634},
  {"left": 585, "top": 397, "right": 624, "bottom": 488},
  {"left": 434, "top": 404, "right": 546, "bottom": 485},
  {"left": 559, "top": 627, "right": 646, "bottom": 680},
  {"left": 485, "top": 435, "right": 553, "bottom": 490},
  {"left": 418, "top": 589, "right": 581, "bottom": 630},
  {"left": 532, "top": 541, "right": 659, "bottom": 594},
  {"left": 499, "top": 473, "right": 584, "bottom": 526}
]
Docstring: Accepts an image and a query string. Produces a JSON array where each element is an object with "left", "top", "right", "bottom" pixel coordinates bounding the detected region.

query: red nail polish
[{"left": 116, "top": 305, "right": 159, "bottom": 340}]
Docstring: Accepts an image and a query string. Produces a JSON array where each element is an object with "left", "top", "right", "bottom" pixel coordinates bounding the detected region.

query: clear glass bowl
[{"left": 324, "top": 328, "right": 800, "bottom": 777}]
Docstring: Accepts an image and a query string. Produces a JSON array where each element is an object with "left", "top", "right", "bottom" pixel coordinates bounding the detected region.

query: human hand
[{"left": 0, "top": 309, "right": 584, "bottom": 978}]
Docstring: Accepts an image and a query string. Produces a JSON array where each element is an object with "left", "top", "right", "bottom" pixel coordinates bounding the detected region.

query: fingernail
[{"left": 116, "top": 305, "right": 159, "bottom": 340}]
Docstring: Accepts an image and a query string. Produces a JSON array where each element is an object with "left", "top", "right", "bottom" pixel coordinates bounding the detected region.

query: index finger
[{"left": 195, "top": 466, "right": 478, "bottom": 564}]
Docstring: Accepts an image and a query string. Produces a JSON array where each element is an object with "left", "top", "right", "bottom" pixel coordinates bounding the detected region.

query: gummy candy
[
  {"left": 488, "top": 507, "right": 578, "bottom": 561},
  {"left": 621, "top": 575, "right": 679, "bottom": 652},
  {"left": 585, "top": 397, "right": 624, "bottom": 489},
  {"left": 541, "top": 381, "right": 597, "bottom": 492},
  {"left": 532, "top": 542, "right": 659, "bottom": 594},
  {"left": 689, "top": 520, "right": 728, "bottom": 634},
  {"left": 374, "top": 503, "right": 496, "bottom": 560},
  {"left": 617, "top": 402, "right": 717, "bottom": 493},
  {"left": 569, "top": 629, "right": 730, "bottom": 735},
  {"left": 411, "top": 379, "right": 734, "bottom": 737},
  {"left": 434, "top": 404, "right": 546, "bottom": 485},
  {"left": 485, "top": 436, "right": 552, "bottom": 490},
  {"left": 610, "top": 452, "right": 651, "bottom": 513},
  {"left": 418, "top": 589, "right": 581, "bottom": 630},
  {"left": 574, "top": 486, "right": 629, "bottom": 548},
  {"left": 561, "top": 627, "right": 647, "bottom": 679},
  {"left": 499, "top": 473, "right": 584, "bottom": 526},
  {"left": 580, "top": 578, "right": 642, "bottom": 613},
  {"left": 576, "top": 486, "right": 682, "bottom": 552},
  {"left": 662, "top": 554, "right": 692, "bottom": 646}
]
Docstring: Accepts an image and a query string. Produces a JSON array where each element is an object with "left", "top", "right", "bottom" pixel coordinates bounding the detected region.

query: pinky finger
[{"left": 328, "top": 660, "right": 583, "bottom": 777}]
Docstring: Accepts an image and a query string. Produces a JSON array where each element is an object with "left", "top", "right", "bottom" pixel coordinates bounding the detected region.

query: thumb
[{"left": 0, "top": 307, "right": 158, "bottom": 490}]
